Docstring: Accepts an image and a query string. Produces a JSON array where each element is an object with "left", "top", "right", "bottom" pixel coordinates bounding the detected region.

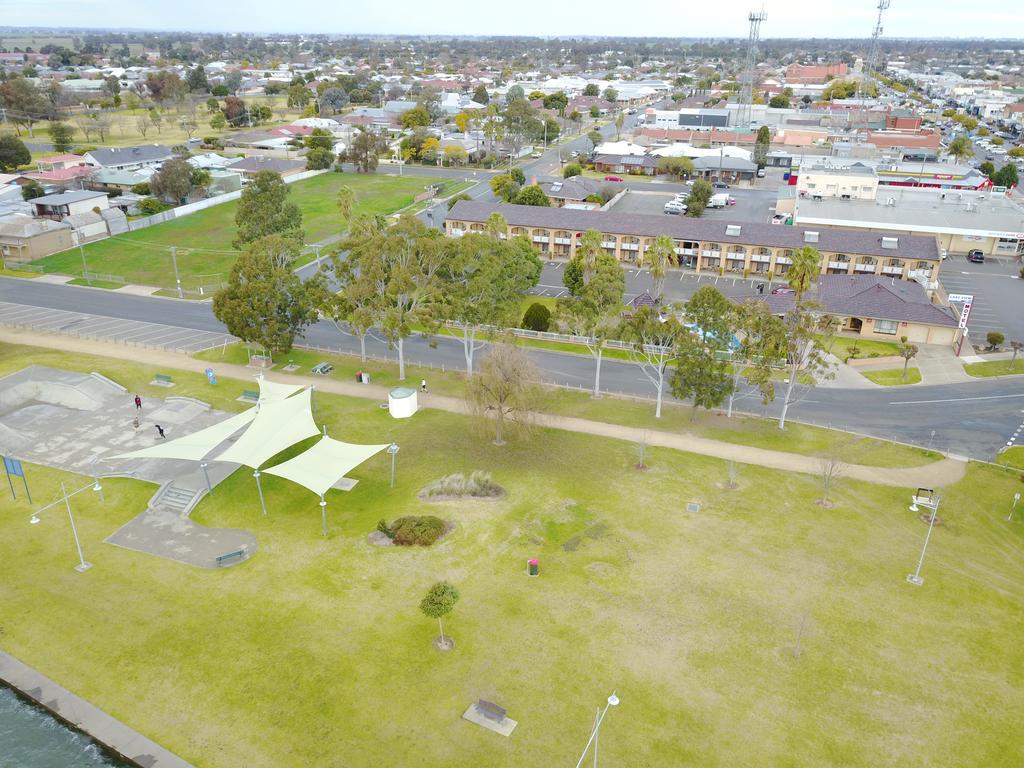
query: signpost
[
  {"left": 3, "top": 456, "right": 31, "bottom": 504},
  {"left": 947, "top": 293, "right": 974, "bottom": 357}
]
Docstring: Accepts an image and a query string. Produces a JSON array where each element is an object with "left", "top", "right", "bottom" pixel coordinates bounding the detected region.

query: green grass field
[
  {"left": 31, "top": 173, "right": 455, "bottom": 288},
  {"left": 1, "top": 344, "right": 1022, "bottom": 767},
  {"left": 861, "top": 367, "right": 922, "bottom": 386},
  {"left": 964, "top": 359, "right": 1024, "bottom": 378},
  {"left": 997, "top": 446, "right": 1024, "bottom": 470},
  {"left": 825, "top": 336, "right": 903, "bottom": 362}
]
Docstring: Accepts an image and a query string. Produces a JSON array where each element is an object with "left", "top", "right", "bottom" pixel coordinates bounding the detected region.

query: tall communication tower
[
  {"left": 737, "top": 9, "right": 767, "bottom": 130},
  {"left": 861, "top": 0, "right": 891, "bottom": 100}
]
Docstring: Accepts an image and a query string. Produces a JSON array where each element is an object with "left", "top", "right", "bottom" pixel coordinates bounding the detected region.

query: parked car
[
  {"left": 530, "top": 151, "right": 543, "bottom": 158},
  {"left": 604, "top": 175, "right": 623, "bottom": 182},
  {"left": 311, "top": 362, "right": 334, "bottom": 375},
  {"left": 967, "top": 250, "right": 985, "bottom": 263},
  {"left": 663, "top": 201, "right": 687, "bottom": 215},
  {"left": 756, "top": 168, "right": 766, "bottom": 178},
  {"left": 712, "top": 181, "right": 730, "bottom": 190},
  {"left": 726, "top": 196, "right": 737, "bottom": 206},
  {"left": 771, "top": 286, "right": 795, "bottom": 295}
]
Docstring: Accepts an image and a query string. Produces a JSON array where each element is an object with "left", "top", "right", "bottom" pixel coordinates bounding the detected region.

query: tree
[
  {"left": 563, "top": 257, "right": 584, "bottom": 297},
  {"left": 522, "top": 303, "right": 551, "bottom": 331},
  {"left": 979, "top": 161, "right": 996, "bottom": 178},
  {"left": 818, "top": 438, "right": 847, "bottom": 507},
  {"left": 602, "top": 87, "right": 618, "bottom": 102},
  {"left": 453, "top": 111, "right": 471, "bottom": 134},
  {"left": 590, "top": 105, "right": 600, "bottom": 119},
  {"left": 443, "top": 145, "right": 469, "bottom": 166},
  {"left": 287, "top": 83, "right": 310, "bottom": 109},
  {"left": 754, "top": 125, "right": 771, "bottom": 168},
  {"left": 323, "top": 214, "right": 388, "bottom": 361},
  {"left": 222, "top": 96, "right": 248, "bottom": 127},
  {"left": 224, "top": 72, "right": 243, "bottom": 95},
  {"left": 615, "top": 111, "right": 625, "bottom": 140},
  {"left": 725, "top": 299, "right": 787, "bottom": 418},
  {"left": 186, "top": 65, "right": 209, "bottom": 93},
  {"left": 620, "top": 306, "right": 687, "bottom": 418},
  {"left": 490, "top": 173, "right": 520, "bottom": 202},
  {"left": 212, "top": 236, "right": 319, "bottom": 354},
  {"left": 769, "top": 95, "right": 790, "bottom": 108},
  {"left": 899, "top": 341, "right": 919, "bottom": 382},
  {"left": 1008, "top": 147, "right": 1024, "bottom": 159},
  {"left": 305, "top": 128, "right": 334, "bottom": 152},
  {"left": 306, "top": 147, "right": 334, "bottom": 170},
  {"left": 583, "top": 83, "right": 600, "bottom": 97},
  {"left": 787, "top": 246, "right": 822, "bottom": 300},
  {"left": 656, "top": 156, "right": 694, "bottom": 179},
  {"left": 556, "top": 252, "right": 625, "bottom": 396},
  {"left": 419, "top": 582, "right": 459, "bottom": 649},
  {"left": 563, "top": 162, "right": 583, "bottom": 178},
  {"left": 20, "top": 179, "right": 43, "bottom": 201},
  {"left": 947, "top": 135, "right": 974, "bottom": 164},
  {"left": 543, "top": 91, "right": 568, "bottom": 115},
  {"left": 1010, "top": 340, "right": 1023, "bottom": 369},
  {"left": 505, "top": 85, "right": 525, "bottom": 104},
  {"left": 0, "top": 76, "right": 50, "bottom": 137},
  {"left": 336, "top": 185, "right": 356, "bottom": 228},
  {"left": 513, "top": 185, "right": 550, "bottom": 206},
  {"left": 472, "top": 84, "right": 489, "bottom": 104},
  {"left": 401, "top": 106, "right": 431, "bottom": 128},
  {"left": 209, "top": 112, "right": 227, "bottom": 131},
  {"left": 150, "top": 157, "right": 194, "bottom": 203},
  {"left": 0, "top": 136, "right": 31, "bottom": 171},
  {"left": 440, "top": 231, "right": 541, "bottom": 374},
  {"left": 47, "top": 121, "right": 74, "bottom": 153},
  {"left": 318, "top": 88, "right": 348, "bottom": 116},
  {"left": 447, "top": 193, "right": 471, "bottom": 210},
  {"left": 671, "top": 286, "right": 736, "bottom": 417},
  {"left": 992, "top": 164, "right": 1019, "bottom": 188},
  {"left": 233, "top": 170, "right": 304, "bottom": 249},
  {"left": 467, "top": 341, "right": 540, "bottom": 444},
  {"left": 685, "top": 179, "right": 713, "bottom": 217},
  {"left": 777, "top": 298, "right": 836, "bottom": 430},
  {"left": 641, "top": 236, "right": 674, "bottom": 301},
  {"left": 345, "top": 127, "right": 384, "bottom": 173},
  {"left": 986, "top": 331, "right": 1005, "bottom": 351}
]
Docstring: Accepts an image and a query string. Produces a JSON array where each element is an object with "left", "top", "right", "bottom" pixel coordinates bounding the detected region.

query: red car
[{"left": 603, "top": 175, "right": 623, "bottom": 182}]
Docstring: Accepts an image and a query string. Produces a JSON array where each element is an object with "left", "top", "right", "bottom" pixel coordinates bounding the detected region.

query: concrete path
[
  {"left": 0, "top": 327, "right": 968, "bottom": 489},
  {"left": 0, "top": 650, "right": 195, "bottom": 768},
  {"left": 116, "top": 284, "right": 161, "bottom": 297},
  {"left": 817, "top": 353, "right": 880, "bottom": 390}
]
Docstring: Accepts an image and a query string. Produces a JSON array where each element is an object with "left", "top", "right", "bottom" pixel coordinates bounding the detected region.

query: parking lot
[
  {"left": 937, "top": 256, "right": 1024, "bottom": 347},
  {"left": 0, "top": 301, "right": 235, "bottom": 353},
  {"left": 606, "top": 187, "right": 779, "bottom": 223}
]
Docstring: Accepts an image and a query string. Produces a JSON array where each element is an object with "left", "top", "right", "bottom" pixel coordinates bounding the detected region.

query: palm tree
[
  {"left": 947, "top": 135, "right": 974, "bottom": 164},
  {"left": 485, "top": 212, "right": 508, "bottom": 240},
  {"left": 787, "top": 246, "right": 822, "bottom": 301},
  {"left": 642, "top": 235, "right": 674, "bottom": 301},
  {"left": 577, "top": 229, "right": 603, "bottom": 286}
]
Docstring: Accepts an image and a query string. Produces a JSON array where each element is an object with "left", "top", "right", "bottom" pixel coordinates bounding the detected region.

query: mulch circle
[
  {"left": 918, "top": 512, "right": 943, "bottom": 525},
  {"left": 433, "top": 636, "right": 455, "bottom": 652}
]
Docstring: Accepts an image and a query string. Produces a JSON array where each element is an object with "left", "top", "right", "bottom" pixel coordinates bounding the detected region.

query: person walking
[
  {"left": 134, "top": 394, "right": 142, "bottom": 410},
  {"left": 155, "top": 425, "right": 166, "bottom": 439},
  {"left": 420, "top": 379, "right": 427, "bottom": 393}
]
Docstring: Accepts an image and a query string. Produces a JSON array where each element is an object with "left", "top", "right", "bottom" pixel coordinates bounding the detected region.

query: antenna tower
[
  {"left": 861, "top": 0, "right": 891, "bottom": 100},
  {"left": 738, "top": 9, "right": 767, "bottom": 130}
]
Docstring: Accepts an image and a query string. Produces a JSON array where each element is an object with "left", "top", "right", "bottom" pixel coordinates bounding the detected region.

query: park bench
[
  {"left": 152, "top": 373, "right": 174, "bottom": 387},
  {"left": 240, "top": 389, "right": 260, "bottom": 402},
  {"left": 476, "top": 700, "right": 506, "bottom": 723},
  {"left": 215, "top": 548, "right": 246, "bottom": 566}
]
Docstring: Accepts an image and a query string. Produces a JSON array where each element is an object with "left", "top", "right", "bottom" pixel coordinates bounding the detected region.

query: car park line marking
[{"left": 889, "top": 393, "right": 1024, "bottom": 405}]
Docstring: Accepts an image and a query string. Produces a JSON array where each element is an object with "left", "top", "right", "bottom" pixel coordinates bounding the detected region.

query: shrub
[
  {"left": 421, "top": 471, "right": 504, "bottom": 499},
  {"left": 388, "top": 516, "right": 446, "bottom": 546},
  {"left": 72, "top": 145, "right": 97, "bottom": 155},
  {"left": 847, "top": 344, "right": 861, "bottom": 360},
  {"left": 376, "top": 519, "right": 393, "bottom": 539},
  {"left": 447, "top": 192, "right": 472, "bottom": 210},
  {"left": 131, "top": 182, "right": 150, "bottom": 195},
  {"left": 563, "top": 162, "right": 583, "bottom": 178},
  {"left": 138, "top": 197, "right": 165, "bottom": 215},
  {"left": 521, "top": 302, "right": 552, "bottom": 331},
  {"left": 987, "top": 331, "right": 1005, "bottom": 350}
]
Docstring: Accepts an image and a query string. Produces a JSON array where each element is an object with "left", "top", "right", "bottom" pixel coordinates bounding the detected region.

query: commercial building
[
  {"left": 794, "top": 188, "right": 1024, "bottom": 258},
  {"left": 445, "top": 201, "right": 941, "bottom": 282},
  {"left": 796, "top": 162, "right": 879, "bottom": 200}
]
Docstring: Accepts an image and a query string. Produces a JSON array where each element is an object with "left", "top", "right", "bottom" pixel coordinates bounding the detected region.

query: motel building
[{"left": 445, "top": 201, "right": 943, "bottom": 285}]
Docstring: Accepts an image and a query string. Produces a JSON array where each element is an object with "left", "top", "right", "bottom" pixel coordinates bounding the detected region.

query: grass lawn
[
  {"left": 996, "top": 446, "right": 1024, "bottom": 470},
  {"left": 861, "top": 367, "right": 922, "bottom": 386},
  {"left": 195, "top": 342, "right": 939, "bottom": 468},
  {"left": 964, "top": 359, "right": 1024, "bottom": 378},
  {"left": 30, "top": 173, "right": 456, "bottom": 288},
  {"left": 0, "top": 267, "right": 41, "bottom": 279},
  {"left": 825, "top": 336, "right": 903, "bottom": 362},
  {"left": 1, "top": 346, "right": 1022, "bottom": 767}
]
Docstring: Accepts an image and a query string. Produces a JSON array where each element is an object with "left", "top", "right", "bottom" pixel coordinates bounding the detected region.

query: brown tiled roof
[{"left": 445, "top": 202, "right": 941, "bottom": 262}]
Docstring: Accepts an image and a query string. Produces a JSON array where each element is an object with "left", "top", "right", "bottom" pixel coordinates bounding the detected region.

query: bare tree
[
  {"left": 74, "top": 116, "right": 95, "bottom": 142},
  {"left": 466, "top": 341, "right": 540, "bottom": 445},
  {"left": 817, "top": 440, "right": 847, "bottom": 507},
  {"left": 1010, "top": 340, "right": 1023, "bottom": 370},
  {"left": 135, "top": 115, "right": 149, "bottom": 138}
]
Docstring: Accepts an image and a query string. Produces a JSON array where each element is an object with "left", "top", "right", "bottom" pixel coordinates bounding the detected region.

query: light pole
[
  {"left": 907, "top": 491, "right": 940, "bottom": 586},
  {"left": 574, "top": 692, "right": 619, "bottom": 768},
  {"left": 1010, "top": 492, "right": 1021, "bottom": 522},
  {"left": 79, "top": 242, "right": 90, "bottom": 285},
  {"left": 30, "top": 480, "right": 93, "bottom": 572},
  {"left": 388, "top": 443, "right": 400, "bottom": 488},
  {"left": 170, "top": 246, "right": 183, "bottom": 298}
]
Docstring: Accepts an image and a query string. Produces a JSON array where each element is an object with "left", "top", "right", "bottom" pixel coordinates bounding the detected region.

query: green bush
[
  {"left": 522, "top": 302, "right": 552, "bottom": 331},
  {"left": 376, "top": 519, "right": 393, "bottom": 539},
  {"left": 388, "top": 516, "right": 446, "bottom": 546},
  {"left": 131, "top": 182, "right": 150, "bottom": 195},
  {"left": 987, "top": 331, "right": 1005, "bottom": 350},
  {"left": 71, "top": 145, "right": 97, "bottom": 155},
  {"left": 563, "top": 162, "right": 583, "bottom": 178},
  {"left": 138, "top": 197, "right": 165, "bottom": 215},
  {"left": 421, "top": 471, "right": 504, "bottom": 499},
  {"left": 847, "top": 344, "right": 861, "bottom": 360}
]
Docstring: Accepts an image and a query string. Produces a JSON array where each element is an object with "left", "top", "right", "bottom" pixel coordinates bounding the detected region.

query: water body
[{"left": 0, "top": 686, "right": 132, "bottom": 768}]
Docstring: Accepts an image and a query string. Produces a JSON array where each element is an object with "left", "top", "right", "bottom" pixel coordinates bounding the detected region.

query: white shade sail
[
  {"left": 259, "top": 377, "right": 304, "bottom": 404},
  {"left": 213, "top": 387, "right": 319, "bottom": 468},
  {"left": 110, "top": 407, "right": 257, "bottom": 462},
  {"left": 263, "top": 437, "right": 390, "bottom": 496}
]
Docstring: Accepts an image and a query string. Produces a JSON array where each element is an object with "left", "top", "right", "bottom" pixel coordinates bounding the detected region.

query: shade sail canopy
[
  {"left": 110, "top": 407, "right": 257, "bottom": 462},
  {"left": 263, "top": 436, "right": 390, "bottom": 496},
  {"left": 259, "top": 377, "right": 304, "bottom": 404},
  {"left": 213, "top": 387, "right": 319, "bottom": 468}
]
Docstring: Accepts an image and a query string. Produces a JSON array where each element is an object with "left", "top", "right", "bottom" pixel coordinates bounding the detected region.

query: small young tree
[
  {"left": 420, "top": 581, "right": 459, "bottom": 650},
  {"left": 1010, "top": 340, "right": 1023, "bottom": 369},
  {"left": 522, "top": 302, "right": 552, "bottom": 331},
  {"left": 620, "top": 306, "right": 687, "bottom": 418},
  {"left": 47, "top": 121, "right": 75, "bottom": 154},
  {"left": 986, "top": 331, "right": 1005, "bottom": 351},
  {"left": 641, "top": 235, "right": 674, "bottom": 301},
  {"left": 818, "top": 439, "right": 847, "bottom": 507},
  {"left": 466, "top": 341, "right": 541, "bottom": 444},
  {"left": 900, "top": 342, "right": 919, "bottom": 382}
]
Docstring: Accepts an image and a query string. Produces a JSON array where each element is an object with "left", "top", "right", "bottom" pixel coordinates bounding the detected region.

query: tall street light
[
  {"left": 30, "top": 480, "right": 95, "bottom": 572},
  {"left": 574, "top": 691, "right": 620, "bottom": 768},
  {"left": 388, "top": 443, "right": 400, "bottom": 488},
  {"left": 907, "top": 491, "right": 940, "bottom": 586}
]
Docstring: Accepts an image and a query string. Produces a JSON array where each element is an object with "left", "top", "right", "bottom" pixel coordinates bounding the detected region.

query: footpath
[{"left": 0, "top": 327, "right": 968, "bottom": 489}]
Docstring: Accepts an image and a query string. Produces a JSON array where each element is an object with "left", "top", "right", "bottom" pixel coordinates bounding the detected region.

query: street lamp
[
  {"left": 574, "top": 691, "right": 620, "bottom": 768},
  {"left": 30, "top": 480, "right": 92, "bottom": 572},
  {"left": 388, "top": 443, "right": 400, "bottom": 488},
  {"left": 907, "top": 490, "right": 940, "bottom": 586},
  {"left": 1009, "top": 492, "right": 1021, "bottom": 522}
]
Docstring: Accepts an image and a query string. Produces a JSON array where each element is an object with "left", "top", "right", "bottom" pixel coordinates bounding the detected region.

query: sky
[{"left": 0, "top": 0, "right": 1021, "bottom": 39}]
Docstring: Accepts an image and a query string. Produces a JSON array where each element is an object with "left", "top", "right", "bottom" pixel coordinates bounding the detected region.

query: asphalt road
[{"left": 2, "top": 276, "right": 1021, "bottom": 460}]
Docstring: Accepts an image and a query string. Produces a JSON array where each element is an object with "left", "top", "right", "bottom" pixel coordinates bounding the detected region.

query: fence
[{"left": 82, "top": 271, "right": 126, "bottom": 284}]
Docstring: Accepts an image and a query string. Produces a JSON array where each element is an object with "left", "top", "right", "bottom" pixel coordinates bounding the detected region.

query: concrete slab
[
  {"left": 116, "top": 284, "right": 161, "bottom": 296},
  {"left": 462, "top": 704, "right": 517, "bottom": 736},
  {"left": 33, "top": 274, "right": 75, "bottom": 284}
]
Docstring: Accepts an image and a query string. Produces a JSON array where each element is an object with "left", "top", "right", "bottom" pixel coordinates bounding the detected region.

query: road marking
[{"left": 889, "top": 393, "right": 1024, "bottom": 405}]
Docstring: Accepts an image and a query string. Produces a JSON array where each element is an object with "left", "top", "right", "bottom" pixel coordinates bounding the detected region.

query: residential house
[
  {"left": 537, "top": 176, "right": 606, "bottom": 208},
  {"left": 0, "top": 214, "right": 74, "bottom": 263},
  {"left": 226, "top": 155, "right": 307, "bottom": 180},
  {"left": 82, "top": 145, "right": 175, "bottom": 171},
  {"left": 30, "top": 190, "right": 109, "bottom": 220},
  {"left": 21, "top": 155, "right": 94, "bottom": 193}
]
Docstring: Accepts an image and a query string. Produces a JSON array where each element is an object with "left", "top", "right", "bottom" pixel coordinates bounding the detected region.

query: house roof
[
  {"left": 538, "top": 176, "right": 603, "bottom": 201},
  {"left": 227, "top": 156, "right": 306, "bottom": 173},
  {"left": 29, "top": 190, "right": 108, "bottom": 206},
  {"left": 0, "top": 213, "right": 72, "bottom": 239},
  {"left": 445, "top": 201, "right": 941, "bottom": 262},
  {"left": 84, "top": 145, "right": 174, "bottom": 166},
  {"left": 745, "top": 275, "right": 958, "bottom": 327},
  {"left": 594, "top": 153, "right": 659, "bottom": 168}
]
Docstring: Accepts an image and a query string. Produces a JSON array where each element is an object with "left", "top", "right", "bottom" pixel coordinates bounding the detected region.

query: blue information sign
[{"left": 3, "top": 456, "right": 23, "bottom": 477}]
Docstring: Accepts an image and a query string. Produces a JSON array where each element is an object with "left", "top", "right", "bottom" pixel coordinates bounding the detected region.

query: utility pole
[
  {"left": 78, "top": 241, "right": 90, "bottom": 285},
  {"left": 170, "top": 246, "right": 183, "bottom": 298}
]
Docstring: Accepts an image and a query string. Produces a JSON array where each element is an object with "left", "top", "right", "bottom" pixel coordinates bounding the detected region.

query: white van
[{"left": 707, "top": 193, "right": 729, "bottom": 209}]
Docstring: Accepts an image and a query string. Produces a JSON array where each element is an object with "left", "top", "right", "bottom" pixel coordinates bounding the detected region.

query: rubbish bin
[
  {"left": 527, "top": 559, "right": 539, "bottom": 577},
  {"left": 361, "top": 372, "right": 370, "bottom": 384}
]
